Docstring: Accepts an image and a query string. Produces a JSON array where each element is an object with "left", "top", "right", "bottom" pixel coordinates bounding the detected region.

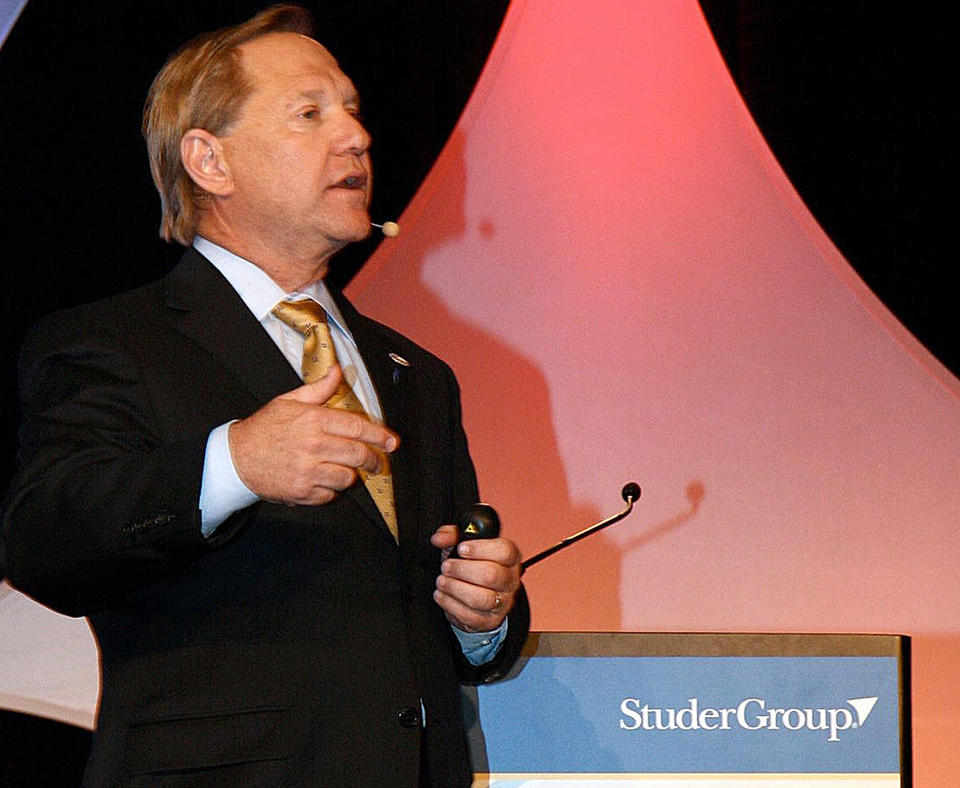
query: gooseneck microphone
[
  {"left": 371, "top": 221, "right": 400, "bottom": 237},
  {"left": 520, "top": 483, "right": 640, "bottom": 573},
  {"left": 456, "top": 483, "right": 641, "bottom": 573}
]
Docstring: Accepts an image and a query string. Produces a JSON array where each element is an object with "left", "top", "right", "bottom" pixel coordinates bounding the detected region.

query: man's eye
[{"left": 298, "top": 109, "right": 319, "bottom": 120}]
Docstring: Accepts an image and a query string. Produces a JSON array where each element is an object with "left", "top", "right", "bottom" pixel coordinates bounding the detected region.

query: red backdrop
[
  {"left": 349, "top": 0, "right": 960, "bottom": 781},
  {"left": 1, "top": 0, "right": 957, "bottom": 782}
]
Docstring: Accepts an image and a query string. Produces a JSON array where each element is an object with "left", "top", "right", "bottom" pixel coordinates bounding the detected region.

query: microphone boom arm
[{"left": 520, "top": 483, "right": 640, "bottom": 574}]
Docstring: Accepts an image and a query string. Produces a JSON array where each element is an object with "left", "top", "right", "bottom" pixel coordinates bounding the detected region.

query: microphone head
[
  {"left": 621, "top": 482, "right": 641, "bottom": 503},
  {"left": 381, "top": 221, "right": 400, "bottom": 238}
]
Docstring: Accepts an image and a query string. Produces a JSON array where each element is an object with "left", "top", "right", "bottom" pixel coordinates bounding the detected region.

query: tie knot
[{"left": 273, "top": 299, "right": 328, "bottom": 336}]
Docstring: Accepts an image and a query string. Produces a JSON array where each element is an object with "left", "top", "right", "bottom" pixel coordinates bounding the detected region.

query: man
[{"left": 2, "top": 6, "right": 528, "bottom": 786}]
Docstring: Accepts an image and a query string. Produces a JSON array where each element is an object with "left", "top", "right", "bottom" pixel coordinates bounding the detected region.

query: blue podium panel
[{"left": 465, "top": 633, "right": 909, "bottom": 787}]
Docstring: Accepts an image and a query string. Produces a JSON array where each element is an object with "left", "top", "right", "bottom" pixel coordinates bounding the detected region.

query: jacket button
[{"left": 397, "top": 706, "right": 420, "bottom": 728}]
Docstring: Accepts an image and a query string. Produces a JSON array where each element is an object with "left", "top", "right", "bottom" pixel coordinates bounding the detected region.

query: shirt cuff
[
  {"left": 199, "top": 421, "right": 260, "bottom": 537},
  {"left": 452, "top": 618, "right": 509, "bottom": 666}
]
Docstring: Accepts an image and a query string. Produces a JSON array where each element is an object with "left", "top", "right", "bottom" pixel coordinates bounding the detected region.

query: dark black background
[
  {"left": 1, "top": 1, "right": 956, "bottom": 783},
  {"left": 699, "top": 0, "right": 958, "bottom": 376}
]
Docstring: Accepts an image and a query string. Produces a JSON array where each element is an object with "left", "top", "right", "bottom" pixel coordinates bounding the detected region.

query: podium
[{"left": 465, "top": 632, "right": 910, "bottom": 787}]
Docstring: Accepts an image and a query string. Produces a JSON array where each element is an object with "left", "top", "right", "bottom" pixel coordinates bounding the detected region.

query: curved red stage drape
[
  {"left": 349, "top": 1, "right": 960, "bottom": 781},
  {"left": 1, "top": 0, "right": 957, "bottom": 782}
]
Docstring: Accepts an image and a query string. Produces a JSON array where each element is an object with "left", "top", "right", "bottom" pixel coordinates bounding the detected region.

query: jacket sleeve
[
  {"left": 437, "top": 360, "right": 531, "bottom": 685},
  {"left": 2, "top": 310, "right": 245, "bottom": 616}
]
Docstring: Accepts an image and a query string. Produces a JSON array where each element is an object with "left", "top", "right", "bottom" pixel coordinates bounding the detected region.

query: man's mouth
[{"left": 332, "top": 173, "right": 367, "bottom": 190}]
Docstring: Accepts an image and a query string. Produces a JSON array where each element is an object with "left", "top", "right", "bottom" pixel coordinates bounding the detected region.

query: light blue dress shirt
[{"left": 193, "top": 237, "right": 505, "bottom": 664}]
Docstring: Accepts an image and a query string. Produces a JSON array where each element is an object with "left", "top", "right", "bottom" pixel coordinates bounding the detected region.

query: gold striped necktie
[{"left": 272, "top": 299, "right": 398, "bottom": 541}]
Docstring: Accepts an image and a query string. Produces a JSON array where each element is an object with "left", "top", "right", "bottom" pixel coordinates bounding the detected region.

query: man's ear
[{"left": 180, "top": 129, "right": 233, "bottom": 196}]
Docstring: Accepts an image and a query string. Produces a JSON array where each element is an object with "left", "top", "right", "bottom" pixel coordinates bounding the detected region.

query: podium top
[{"left": 522, "top": 631, "right": 909, "bottom": 658}]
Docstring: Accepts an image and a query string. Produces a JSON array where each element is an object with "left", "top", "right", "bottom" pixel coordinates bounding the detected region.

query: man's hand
[
  {"left": 228, "top": 366, "right": 398, "bottom": 506},
  {"left": 431, "top": 525, "right": 522, "bottom": 633}
]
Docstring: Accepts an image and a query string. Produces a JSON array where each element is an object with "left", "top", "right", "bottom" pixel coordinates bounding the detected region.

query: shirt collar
[{"left": 193, "top": 236, "right": 357, "bottom": 347}]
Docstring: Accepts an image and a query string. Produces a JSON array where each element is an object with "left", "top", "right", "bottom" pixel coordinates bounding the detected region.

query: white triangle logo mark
[{"left": 846, "top": 696, "right": 879, "bottom": 726}]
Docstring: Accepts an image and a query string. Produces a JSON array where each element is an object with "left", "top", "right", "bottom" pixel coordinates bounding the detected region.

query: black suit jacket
[{"left": 3, "top": 249, "right": 529, "bottom": 787}]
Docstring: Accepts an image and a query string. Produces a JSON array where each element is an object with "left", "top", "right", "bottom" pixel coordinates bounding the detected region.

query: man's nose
[{"left": 334, "top": 111, "right": 371, "bottom": 156}]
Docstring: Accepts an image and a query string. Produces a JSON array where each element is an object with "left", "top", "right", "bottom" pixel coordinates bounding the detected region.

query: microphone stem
[{"left": 520, "top": 498, "right": 636, "bottom": 574}]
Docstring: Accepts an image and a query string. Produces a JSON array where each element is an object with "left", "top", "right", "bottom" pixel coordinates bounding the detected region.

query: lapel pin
[{"left": 389, "top": 353, "right": 410, "bottom": 385}]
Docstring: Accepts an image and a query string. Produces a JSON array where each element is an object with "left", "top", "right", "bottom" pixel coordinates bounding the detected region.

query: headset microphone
[{"left": 371, "top": 221, "right": 400, "bottom": 237}]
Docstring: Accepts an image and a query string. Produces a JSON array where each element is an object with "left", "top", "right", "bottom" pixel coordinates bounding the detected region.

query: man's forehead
[{"left": 238, "top": 32, "right": 354, "bottom": 92}]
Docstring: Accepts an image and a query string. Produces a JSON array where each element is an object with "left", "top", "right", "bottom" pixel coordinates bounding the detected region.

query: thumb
[{"left": 281, "top": 365, "right": 342, "bottom": 404}]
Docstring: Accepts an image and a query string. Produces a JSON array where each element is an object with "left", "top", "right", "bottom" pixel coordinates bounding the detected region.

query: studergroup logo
[{"left": 619, "top": 696, "right": 879, "bottom": 742}]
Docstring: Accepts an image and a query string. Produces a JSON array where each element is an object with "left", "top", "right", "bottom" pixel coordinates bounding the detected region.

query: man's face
[{"left": 218, "top": 33, "right": 372, "bottom": 263}]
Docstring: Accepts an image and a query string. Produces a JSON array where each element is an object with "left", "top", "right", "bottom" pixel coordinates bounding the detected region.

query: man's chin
[
  {"left": 321, "top": 216, "right": 372, "bottom": 251},
  {"left": 357, "top": 218, "right": 374, "bottom": 240},
  {"left": 317, "top": 210, "right": 372, "bottom": 244},
  {"left": 346, "top": 212, "right": 374, "bottom": 242}
]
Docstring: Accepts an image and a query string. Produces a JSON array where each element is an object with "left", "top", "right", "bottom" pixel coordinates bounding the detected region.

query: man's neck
[{"left": 195, "top": 223, "right": 338, "bottom": 291}]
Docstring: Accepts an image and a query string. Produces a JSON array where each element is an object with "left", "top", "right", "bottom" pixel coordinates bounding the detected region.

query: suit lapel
[
  {"left": 161, "top": 250, "right": 416, "bottom": 548},
  {"left": 162, "top": 249, "right": 301, "bottom": 406}
]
